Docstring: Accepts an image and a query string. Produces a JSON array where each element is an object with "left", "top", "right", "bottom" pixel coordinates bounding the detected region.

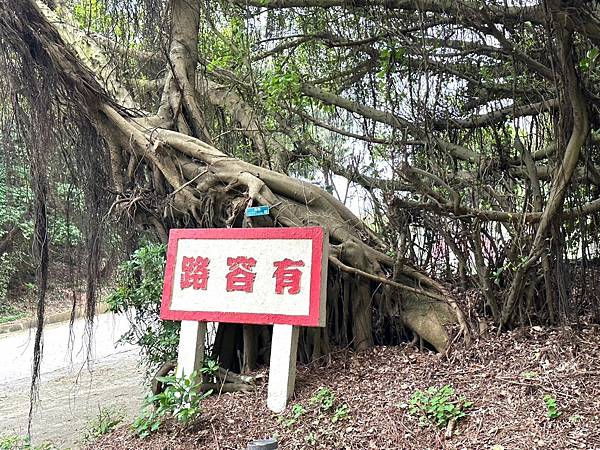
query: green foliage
[
  {"left": 200, "top": 358, "right": 219, "bottom": 382},
  {"left": 0, "top": 435, "right": 19, "bottom": 450},
  {"left": 49, "top": 217, "right": 83, "bottom": 247},
  {"left": 407, "top": 385, "right": 472, "bottom": 428},
  {"left": 310, "top": 387, "right": 335, "bottom": 411},
  {"left": 332, "top": 404, "right": 350, "bottom": 423},
  {"left": 580, "top": 48, "right": 600, "bottom": 71},
  {"left": 0, "top": 166, "right": 32, "bottom": 302},
  {"left": 82, "top": 406, "right": 124, "bottom": 443},
  {"left": 73, "top": 0, "right": 112, "bottom": 33},
  {"left": 278, "top": 387, "right": 350, "bottom": 429},
  {"left": 277, "top": 403, "right": 307, "bottom": 428},
  {"left": 0, "top": 435, "right": 61, "bottom": 450},
  {"left": 490, "top": 255, "right": 529, "bottom": 286},
  {"left": 0, "top": 165, "right": 84, "bottom": 306},
  {"left": 543, "top": 394, "right": 561, "bottom": 420},
  {"left": 107, "top": 242, "right": 180, "bottom": 376},
  {"left": 0, "top": 306, "right": 25, "bottom": 324},
  {"left": 377, "top": 46, "right": 406, "bottom": 79},
  {"left": 261, "top": 64, "right": 305, "bottom": 111},
  {"left": 204, "top": 17, "right": 246, "bottom": 73},
  {"left": 133, "top": 371, "right": 211, "bottom": 438}
]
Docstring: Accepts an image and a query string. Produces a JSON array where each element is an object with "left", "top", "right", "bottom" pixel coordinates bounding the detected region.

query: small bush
[
  {"left": 407, "top": 385, "right": 472, "bottom": 428},
  {"left": 133, "top": 371, "right": 211, "bottom": 438}
]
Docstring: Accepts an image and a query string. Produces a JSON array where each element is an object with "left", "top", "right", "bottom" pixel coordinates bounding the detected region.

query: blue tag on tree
[{"left": 245, "top": 206, "right": 270, "bottom": 217}]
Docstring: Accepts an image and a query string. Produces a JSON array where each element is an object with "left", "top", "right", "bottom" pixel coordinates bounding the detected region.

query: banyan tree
[{"left": 1, "top": 0, "right": 600, "bottom": 381}]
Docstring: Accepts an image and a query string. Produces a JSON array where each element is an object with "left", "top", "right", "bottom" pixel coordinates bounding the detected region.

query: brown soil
[{"left": 89, "top": 324, "right": 600, "bottom": 449}]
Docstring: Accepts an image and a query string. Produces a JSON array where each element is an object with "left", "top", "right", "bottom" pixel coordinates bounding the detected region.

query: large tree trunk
[{"left": 0, "top": 0, "right": 470, "bottom": 367}]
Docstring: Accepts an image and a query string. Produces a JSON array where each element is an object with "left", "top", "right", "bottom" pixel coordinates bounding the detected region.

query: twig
[
  {"left": 172, "top": 169, "right": 208, "bottom": 195},
  {"left": 328, "top": 255, "right": 447, "bottom": 302},
  {"left": 210, "top": 421, "right": 221, "bottom": 450}
]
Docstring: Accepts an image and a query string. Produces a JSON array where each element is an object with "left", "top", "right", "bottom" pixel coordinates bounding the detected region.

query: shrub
[{"left": 107, "top": 242, "right": 180, "bottom": 377}]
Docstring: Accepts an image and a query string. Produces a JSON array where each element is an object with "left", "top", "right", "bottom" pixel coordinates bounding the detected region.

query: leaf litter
[{"left": 90, "top": 324, "right": 600, "bottom": 449}]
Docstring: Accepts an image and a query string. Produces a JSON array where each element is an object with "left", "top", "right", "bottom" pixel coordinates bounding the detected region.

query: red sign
[{"left": 160, "top": 227, "right": 328, "bottom": 327}]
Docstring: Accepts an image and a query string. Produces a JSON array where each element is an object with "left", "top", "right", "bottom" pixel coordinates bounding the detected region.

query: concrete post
[
  {"left": 267, "top": 324, "right": 299, "bottom": 413},
  {"left": 176, "top": 320, "right": 206, "bottom": 378}
]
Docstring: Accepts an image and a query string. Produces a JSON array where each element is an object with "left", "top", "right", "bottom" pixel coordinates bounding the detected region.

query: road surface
[{"left": 0, "top": 312, "right": 146, "bottom": 448}]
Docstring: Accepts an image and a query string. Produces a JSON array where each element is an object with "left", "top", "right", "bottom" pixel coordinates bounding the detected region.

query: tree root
[{"left": 151, "top": 362, "right": 257, "bottom": 396}]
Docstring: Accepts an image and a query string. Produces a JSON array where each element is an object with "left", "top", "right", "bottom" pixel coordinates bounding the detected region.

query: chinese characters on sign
[
  {"left": 180, "top": 256, "right": 210, "bottom": 290},
  {"left": 161, "top": 227, "right": 328, "bottom": 327},
  {"left": 226, "top": 257, "right": 257, "bottom": 292},
  {"left": 179, "top": 255, "right": 305, "bottom": 295},
  {"left": 273, "top": 259, "right": 304, "bottom": 295}
]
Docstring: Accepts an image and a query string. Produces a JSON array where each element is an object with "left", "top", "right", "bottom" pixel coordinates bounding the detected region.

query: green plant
[
  {"left": 0, "top": 435, "right": 19, "bottom": 450},
  {"left": 408, "top": 385, "right": 472, "bottom": 428},
  {"left": 332, "top": 404, "right": 350, "bottom": 423},
  {"left": 0, "top": 307, "right": 25, "bottom": 324},
  {"left": 82, "top": 406, "right": 124, "bottom": 443},
  {"left": 520, "top": 371, "right": 539, "bottom": 380},
  {"left": 107, "top": 242, "right": 180, "bottom": 377},
  {"left": 0, "top": 435, "right": 61, "bottom": 450},
  {"left": 261, "top": 64, "right": 308, "bottom": 111},
  {"left": 580, "top": 47, "right": 600, "bottom": 71},
  {"left": 201, "top": 358, "right": 219, "bottom": 381},
  {"left": 277, "top": 403, "right": 307, "bottom": 428},
  {"left": 304, "top": 432, "right": 317, "bottom": 445},
  {"left": 310, "top": 387, "right": 335, "bottom": 411},
  {"left": 133, "top": 371, "right": 211, "bottom": 438},
  {"left": 543, "top": 394, "right": 561, "bottom": 419}
]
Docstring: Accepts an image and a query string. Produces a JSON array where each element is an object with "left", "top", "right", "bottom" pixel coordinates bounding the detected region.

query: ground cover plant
[
  {"left": 407, "top": 385, "right": 473, "bottom": 428},
  {"left": 82, "top": 407, "right": 124, "bottom": 444}
]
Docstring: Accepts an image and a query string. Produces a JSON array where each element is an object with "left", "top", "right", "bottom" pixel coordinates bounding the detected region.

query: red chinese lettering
[
  {"left": 226, "top": 256, "right": 257, "bottom": 292},
  {"left": 180, "top": 256, "right": 210, "bottom": 290},
  {"left": 273, "top": 259, "right": 305, "bottom": 295}
]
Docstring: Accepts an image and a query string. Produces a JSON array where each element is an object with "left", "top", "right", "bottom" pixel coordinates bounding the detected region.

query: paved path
[{"left": 0, "top": 313, "right": 146, "bottom": 448}]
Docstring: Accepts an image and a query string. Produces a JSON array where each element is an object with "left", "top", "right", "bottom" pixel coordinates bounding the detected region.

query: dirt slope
[{"left": 91, "top": 325, "right": 600, "bottom": 449}]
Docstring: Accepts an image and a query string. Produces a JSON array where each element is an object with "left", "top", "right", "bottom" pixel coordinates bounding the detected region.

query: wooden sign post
[{"left": 160, "top": 227, "right": 328, "bottom": 413}]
